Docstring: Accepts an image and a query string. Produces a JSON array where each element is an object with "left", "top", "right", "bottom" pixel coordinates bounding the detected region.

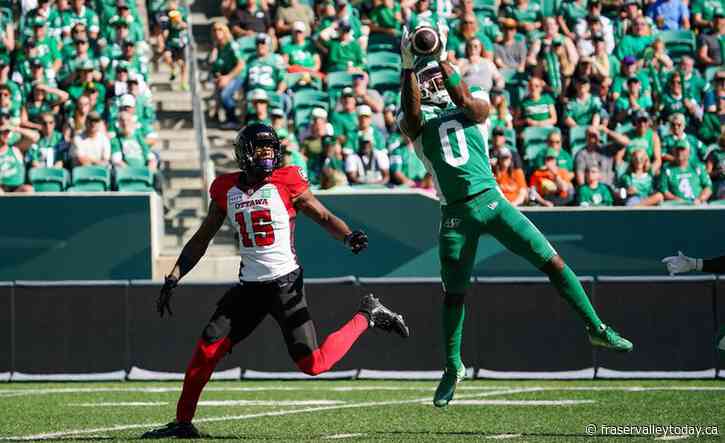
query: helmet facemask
[
  {"left": 234, "top": 125, "right": 282, "bottom": 178},
  {"left": 416, "top": 63, "right": 452, "bottom": 107}
]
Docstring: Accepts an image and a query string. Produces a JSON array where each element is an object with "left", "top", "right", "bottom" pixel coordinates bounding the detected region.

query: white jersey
[{"left": 210, "top": 166, "right": 309, "bottom": 282}]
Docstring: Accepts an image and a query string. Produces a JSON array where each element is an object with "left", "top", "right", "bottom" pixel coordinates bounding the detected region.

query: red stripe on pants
[
  {"left": 295, "top": 313, "right": 368, "bottom": 376},
  {"left": 176, "top": 337, "right": 232, "bottom": 423}
]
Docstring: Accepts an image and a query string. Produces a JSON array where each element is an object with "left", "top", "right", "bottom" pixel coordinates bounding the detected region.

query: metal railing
[{"left": 185, "top": 3, "right": 213, "bottom": 209}]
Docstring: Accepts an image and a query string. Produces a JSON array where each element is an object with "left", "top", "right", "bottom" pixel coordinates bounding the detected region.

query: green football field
[{"left": 0, "top": 380, "right": 723, "bottom": 441}]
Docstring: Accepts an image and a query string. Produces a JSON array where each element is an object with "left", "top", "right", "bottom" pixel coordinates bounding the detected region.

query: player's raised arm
[
  {"left": 293, "top": 190, "right": 368, "bottom": 254},
  {"left": 437, "top": 59, "right": 489, "bottom": 124},
  {"left": 157, "top": 200, "right": 226, "bottom": 316},
  {"left": 400, "top": 27, "right": 423, "bottom": 140}
]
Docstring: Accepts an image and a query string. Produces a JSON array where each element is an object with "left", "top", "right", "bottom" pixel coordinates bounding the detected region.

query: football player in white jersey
[{"left": 142, "top": 124, "right": 409, "bottom": 439}]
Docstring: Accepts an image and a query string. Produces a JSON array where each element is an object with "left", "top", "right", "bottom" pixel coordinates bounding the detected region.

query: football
[{"left": 411, "top": 26, "right": 440, "bottom": 56}]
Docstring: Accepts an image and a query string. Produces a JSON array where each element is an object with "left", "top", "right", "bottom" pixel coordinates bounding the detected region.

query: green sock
[
  {"left": 442, "top": 303, "right": 465, "bottom": 370},
  {"left": 549, "top": 264, "right": 603, "bottom": 331}
]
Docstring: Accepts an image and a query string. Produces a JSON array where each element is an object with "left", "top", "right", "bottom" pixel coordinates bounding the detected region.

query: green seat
[
  {"left": 705, "top": 66, "right": 721, "bottom": 83},
  {"left": 366, "top": 51, "right": 401, "bottom": 71},
  {"left": 659, "top": 30, "right": 695, "bottom": 61},
  {"left": 294, "top": 107, "right": 314, "bottom": 126},
  {"left": 116, "top": 166, "right": 154, "bottom": 192},
  {"left": 368, "top": 33, "right": 397, "bottom": 52},
  {"left": 69, "top": 165, "right": 110, "bottom": 192},
  {"left": 29, "top": 167, "right": 69, "bottom": 192},
  {"left": 369, "top": 69, "right": 400, "bottom": 94},
  {"left": 522, "top": 127, "right": 558, "bottom": 161},
  {"left": 293, "top": 89, "right": 329, "bottom": 111},
  {"left": 326, "top": 71, "right": 354, "bottom": 93}
]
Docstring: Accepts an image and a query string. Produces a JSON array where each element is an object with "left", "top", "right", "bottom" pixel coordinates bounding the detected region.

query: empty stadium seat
[
  {"left": 29, "top": 168, "right": 69, "bottom": 192},
  {"left": 369, "top": 69, "right": 400, "bottom": 94},
  {"left": 67, "top": 166, "right": 111, "bottom": 192},
  {"left": 116, "top": 167, "right": 155, "bottom": 192},
  {"left": 522, "top": 127, "right": 558, "bottom": 162},
  {"left": 660, "top": 30, "right": 695, "bottom": 62},
  {"left": 366, "top": 51, "right": 401, "bottom": 71}
]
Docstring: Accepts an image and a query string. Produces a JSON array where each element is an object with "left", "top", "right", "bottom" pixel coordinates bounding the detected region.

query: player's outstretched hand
[
  {"left": 401, "top": 26, "right": 415, "bottom": 69},
  {"left": 157, "top": 275, "right": 178, "bottom": 317},
  {"left": 661, "top": 251, "right": 698, "bottom": 275},
  {"left": 345, "top": 230, "right": 368, "bottom": 255}
]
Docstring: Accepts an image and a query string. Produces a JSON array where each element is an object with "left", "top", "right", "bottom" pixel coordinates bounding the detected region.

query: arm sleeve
[{"left": 703, "top": 255, "right": 725, "bottom": 273}]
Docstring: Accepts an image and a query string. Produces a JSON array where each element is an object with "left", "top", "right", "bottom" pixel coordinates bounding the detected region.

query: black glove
[
  {"left": 344, "top": 230, "right": 368, "bottom": 254},
  {"left": 157, "top": 275, "right": 178, "bottom": 317}
]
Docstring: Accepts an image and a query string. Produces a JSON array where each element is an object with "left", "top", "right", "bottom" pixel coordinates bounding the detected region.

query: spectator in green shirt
[
  {"left": 111, "top": 113, "right": 157, "bottom": 171},
  {"left": 209, "top": 22, "right": 245, "bottom": 128},
  {"left": 317, "top": 20, "right": 365, "bottom": 74},
  {"left": 659, "top": 72, "right": 702, "bottom": 127},
  {"left": 699, "top": 93, "right": 725, "bottom": 144},
  {"left": 505, "top": 0, "right": 543, "bottom": 38},
  {"left": 281, "top": 21, "right": 321, "bottom": 75},
  {"left": 662, "top": 113, "right": 708, "bottom": 167},
  {"left": 564, "top": 76, "right": 602, "bottom": 128},
  {"left": 330, "top": 87, "right": 358, "bottom": 150},
  {"left": 245, "top": 89, "right": 272, "bottom": 126},
  {"left": 614, "top": 77, "right": 653, "bottom": 123},
  {"left": 447, "top": 14, "right": 494, "bottom": 61},
  {"left": 389, "top": 135, "right": 427, "bottom": 186},
  {"left": 615, "top": 16, "right": 654, "bottom": 60},
  {"left": 534, "top": 130, "right": 574, "bottom": 172},
  {"left": 368, "top": 0, "right": 402, "bottom": 39},
  {"left": 618, "top": 148, "right": 664, "bottom": 206},
  {"left": 678, "top": 56, "right": 710, "bottom": 103},
  {"left": 24, "top": 84, "right": 70, "bottom": 131},
  {"left": 691, "top": 0, "right": 725, "bottom": 31},
  {"left": 616, "top": 109, "right": 663, "bottom": 176},
  {"left": 29, "top": 113, "right": 66, "bottom": 169},
  {"left": 516, "top": 77, "right": 557, "bottom": 128},
  {"left": 63, "top": 0, "right": 101, "bottom": 40},
  {"left": 352, "top": 105, "right": 386, "bottom": 151},
  {"left": 320, "top": 135, "right": 348, "bottom": 189},
  {"left": 611, "top": 56, "right": 652, "bottom": 102},
  {"left": 577, "top": 165, "right": 614, "bottom": 206},
  {"left": 659, "top": 141, "right": 713, "bottom": 204}
]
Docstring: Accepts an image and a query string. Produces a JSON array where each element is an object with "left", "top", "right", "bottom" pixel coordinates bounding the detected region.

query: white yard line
[
  {"left": 68, "top": 400, "right": 345, "bottom": 408},
  {"left": 451, "top": 400, "right": 594, "bottom": 406},
  {"left": 2, "top": 388, "right": 540, "bottom": 441},
  {"left": 0, "top": 385, "right": 508, "bottom": 398},
  {"left": 323, "top": 433, "right": 366, "bottom": 439},
  {"left": 485, "top": 434, "right": 522, "bottom": 440}
]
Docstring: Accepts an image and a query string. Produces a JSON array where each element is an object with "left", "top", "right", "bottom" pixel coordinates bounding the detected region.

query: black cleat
[
  {"left": 359, "top": 294, "right": 410, "bottom": 338},
  {"left": 141, "top": 421, "right": 204, "bottom": 439}
]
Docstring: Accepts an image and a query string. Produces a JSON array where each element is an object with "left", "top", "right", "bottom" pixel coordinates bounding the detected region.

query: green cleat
[
  {"left": 588, "top": 325, "right": 634, "bottom": 353},
  {"left": 433, "top": 365, "right": 466, "bottom": 407}
]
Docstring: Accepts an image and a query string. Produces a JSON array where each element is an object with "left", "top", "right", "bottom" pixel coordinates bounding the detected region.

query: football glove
[
  {"left": 433, "top": 21, "right": 448, "bottom": 62},
  {"left": 157, "top": 275, "right": 178, "bottom": 317},
  {"left": 345, "top": 230, "right": 368, "bottom": 255},
  {"left": 401, "top": 26, "right": 415, "bottom": 69},
  {"left": 661, "top": 251, "right": 701, "bottom": 275}
]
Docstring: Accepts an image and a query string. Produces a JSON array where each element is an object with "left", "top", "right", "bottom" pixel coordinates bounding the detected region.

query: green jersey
[
  {"left": 691, "top": 0, "right": 725, "bottom": 23},
  {"left": 245, "top": 55, "right": 285, "bottom": 92},
  {"left": 534, "top": 147, "right": 574, "bottom": 171},
  {"left": 659, "top": 164, "right": 712, "bottom": 201},
  {"left": 0, "top": 146, "right": 25, "bottom": 187},
  {"left": 281, "top": 40, "right": 316, "bottom": 69},
  {"left": 411, "top": 92, "right": 496, "bottom": 204},
  {"left": 662, "top": 134, "right": 708, "bottom": 167},
  {"left": 521, "top": 94, "right": 555, "bottom": 123},
  {"left": 29, "top": 131, "right": 64, "bottom": 167},
  {"left": 212, "top": 41, "right": 244, "bottom": 76},
  {"left": 577, "top": 183, "right": 613, "bottom": 206},
  {"left": 390, "top": 144, "right": 427, "bottom": 182},
  {"left": 111, "top": 133, "right": 152, "bottom": 168},
  {"left": 620, "top": 171, "right": 655, "bottom": 197},
  {"left": 626, "top": 129, "right": 656, "bottom": 161},
  {"left": 565, "top": 95, "right": 602, "bottom": 126}
]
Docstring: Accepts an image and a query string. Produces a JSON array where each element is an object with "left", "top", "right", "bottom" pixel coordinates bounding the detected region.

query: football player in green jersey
[{"left": 397, "top": 26, "right": 634, "bottom": 408}]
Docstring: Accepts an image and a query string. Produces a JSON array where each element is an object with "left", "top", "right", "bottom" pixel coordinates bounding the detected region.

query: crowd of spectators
[
  {"left": 0, "top": 0, "right": 183, "bottom": 193},
  {"left": 210, "top": 0, "right": 725, "bottom": 206}
]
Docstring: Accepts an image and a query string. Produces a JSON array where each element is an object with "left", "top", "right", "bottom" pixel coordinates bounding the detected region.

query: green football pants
[{"left": 439, "top": 189, "right": 558, "bottom": 294}]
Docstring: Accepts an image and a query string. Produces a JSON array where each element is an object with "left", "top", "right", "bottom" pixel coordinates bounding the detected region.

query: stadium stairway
[{"left": 153, "top": 9, "right": 241, "bottom": 280}]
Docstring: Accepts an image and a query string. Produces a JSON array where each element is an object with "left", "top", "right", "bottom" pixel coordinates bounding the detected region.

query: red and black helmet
[{"left": 233, "top": 123, "right": 283, "bottom": 175}]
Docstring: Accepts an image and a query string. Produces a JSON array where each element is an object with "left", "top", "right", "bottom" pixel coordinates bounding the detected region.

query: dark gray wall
[{"left": 0, "top": 277, "right": 722, "bottom": 375}]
